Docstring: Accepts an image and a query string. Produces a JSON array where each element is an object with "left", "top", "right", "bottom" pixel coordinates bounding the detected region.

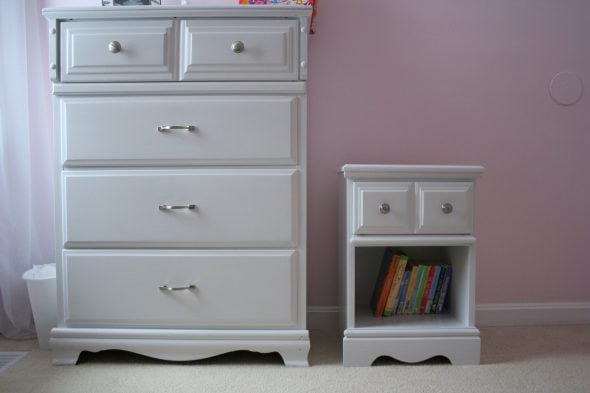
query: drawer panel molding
[
  {"left": 60, "top": 20, "right": 176, "bottom": 82},
  {"left": 62, "top": 169, "right": 299, "bottom": 248},
  {"left": 63, "top": 250, "right": 298, "bottom": 328}
]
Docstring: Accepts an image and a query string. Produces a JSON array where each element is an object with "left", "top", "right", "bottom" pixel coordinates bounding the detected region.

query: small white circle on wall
[{"left": 549, "top": 72, "right": 584, "bottom": 106}]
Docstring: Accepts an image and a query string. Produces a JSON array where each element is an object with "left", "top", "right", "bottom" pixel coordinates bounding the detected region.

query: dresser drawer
[
  {"left": 351, "top": 181, "right": 475, "bottom": 235},
  {"left": 60, "top": 20, "right": 175, "bottom": 82},
  {"left": 60, "top": 95, "right": 299, "bottom": 166},
  {"left": 62, "top": 169, "right": 299, "bottom": 248},
  {"left": 180, "top": 19, "right": 299, "bottom": 81},
  {"left": 353, "top": 182, "right": 413, "bottom": 234},
  {"left": 416, "top": 182, "right": 474, "bottom": 234},
  {"left": 62, "top": 250, "right": 297, "bottom": 328}
]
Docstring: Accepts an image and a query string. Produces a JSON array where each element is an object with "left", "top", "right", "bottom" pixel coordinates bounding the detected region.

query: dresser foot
[
  {"left": 51, "top": 349, "right": 81, "bottom": 365},
  {"left": 278, "top": 343, "right": 310, "bottom": 367}
]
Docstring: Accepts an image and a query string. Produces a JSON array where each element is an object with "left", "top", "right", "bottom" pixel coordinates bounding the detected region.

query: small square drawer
[
  {"left": 416, "top": 182, "right": 474, "bottom": 234},
  {"left": 180, "top": 19, "right": 299, "bottom": 81},
  {"left": 353, "top": 182, "right": 413, "bottom": 235},
  {"left": 60, "top": 20, "right": 175, "bottom": 82}
]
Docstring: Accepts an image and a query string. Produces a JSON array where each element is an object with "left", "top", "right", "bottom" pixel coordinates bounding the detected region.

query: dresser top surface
[{"left": 42, "top": 5, "right": 313, "bottom": 20}]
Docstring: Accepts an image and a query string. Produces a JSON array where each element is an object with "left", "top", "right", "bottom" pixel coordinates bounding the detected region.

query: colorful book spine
[
  {"left": 370, "top": 248, "right": 395, "bottom": 314},
  {"left": 375, "top": 254, "right": 400, "bottom": 317},
  {"left": 402, "top": 264, "right": 419, "bottom": 314},
  {"left": 408, "top": 265, "right": 426, "bottom": 314},
  {"left": 418, "top": 265, "right": 435, "bottom": 314},
  {"left": 425, "top": 265, "right": 441, "bottom": 314},
  {"left": 436, "top": 265, "right": 453, "bottom": 314},
  {"left": 430, "top": 265, "right": 446, "bottom": 313},
  {"left": 383, "top": 254, "right": 408, "bottom": 317},
  {"left": 394, "top": 269, "right": 411, "bottom": 315}
]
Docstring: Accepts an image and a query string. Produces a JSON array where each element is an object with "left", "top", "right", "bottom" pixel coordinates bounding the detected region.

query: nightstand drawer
[
  {"left": 62, "top": 169, "right": 299, "bottom": 248},
  {"left": 63, "top": 250, "right": 298, "bottom": 329},
  {"left": 60, "top": 20, "right": 175, "bottom": 82},
  {"left": 416, "top": 182, "right": 474, "bottom": 234},
  {"left": 353, "top": 182, "right": 413, "bottom": 234},
  {"left": 180, "top": 19, "right": 299, "bottom": 81},
  {"left": 60, "top": 95, "right": 299, "bottom": 166}
]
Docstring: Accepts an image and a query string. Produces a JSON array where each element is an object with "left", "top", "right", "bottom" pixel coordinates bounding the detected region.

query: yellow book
[
  {"left": 402, "top": 263, "right": 419, "bottom": 314},
  {"left": 383, "top": 254, "right": 408, "bottom": 317}
]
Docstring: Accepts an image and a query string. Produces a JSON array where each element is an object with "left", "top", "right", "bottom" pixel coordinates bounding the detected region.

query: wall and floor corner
[{"left": 38, "top": 0, "right": 590, "bottom": 329}]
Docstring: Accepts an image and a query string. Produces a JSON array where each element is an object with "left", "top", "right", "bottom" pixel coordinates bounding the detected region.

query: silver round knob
[
  {"left": 231, "top": 41, "right": 245, "bottom": 53},
  {"left": 441, "top": 202, "right": 453, "bottom": 214},
  {"left": 379, "top": 203, "right": 390, "bottom": 215},
  {"left": 108, "top": 41, "right": 122, "bottom": 53}
]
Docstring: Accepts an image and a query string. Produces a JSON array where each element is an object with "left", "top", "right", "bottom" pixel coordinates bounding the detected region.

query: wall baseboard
[
  {"left": 307, "top": 302, "right": 590, "bottom": 330},
  {"left": 475, "top": 302, "right": 590, "bottom": 327}
]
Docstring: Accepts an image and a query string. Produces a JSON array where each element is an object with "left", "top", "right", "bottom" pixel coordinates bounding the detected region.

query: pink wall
[
  {"left": 307, "top": 0, "right": 590, "bottom": 306},
  {"left": 40, "top": 0, "right": 590, "bottom": 306}
]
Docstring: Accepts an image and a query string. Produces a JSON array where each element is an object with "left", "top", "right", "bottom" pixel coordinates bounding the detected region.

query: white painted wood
[
  {"left": 343, "top": 336, "right": 481, "bottom": 366},
  {"left": 47, "top": 5, "right": 310, "bottom": 367},
  {"left": 476, "top": 302, "right": 590, "bottom": 327},
  {"left": 62, "top": 169, "right": 298, "bottom": 248},
  {"left": 180, "top": 19, "right": 298, "bottom": 81},
  {"left": 62, "top": 250, "right": 297, "bottom": 328},
  {"left": 342, "top": 164, "right": 485, "bottom": 180},
  {"left": 60, "top": 20, "right": 176, "bottom": 82},
  {"left": 340, "top": 165, "right": 483, "bottom": 366},
  {"left": 59, "top": 95, "right": 299, "bottom": 166},
  {"left": 416, "top": 182, "right": 474, "bottom": 234},
  {"left": 353, "top": 181, "right": 413, "bottom": 234},
  {"left": 53, "top": 81, "right": 307, "bottom": 95},
  {"left": 43, "top": 5, "right": 313, "bottom": 20},
  {"left": 50, "top": 327, "right": 310, "bottom": 366}
]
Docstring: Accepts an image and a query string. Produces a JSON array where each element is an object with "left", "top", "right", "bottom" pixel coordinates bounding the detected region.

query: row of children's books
[{"left": 370, "top": 248, "right": 453, "bottom": 317}]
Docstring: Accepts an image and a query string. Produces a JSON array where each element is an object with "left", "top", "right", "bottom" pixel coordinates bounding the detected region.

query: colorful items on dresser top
[{"left": 239, "top": 0, "right": 317, "bottom": 33}]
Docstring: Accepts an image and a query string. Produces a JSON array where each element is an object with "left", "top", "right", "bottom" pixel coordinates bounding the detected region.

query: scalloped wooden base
[
  {"left": 51, "top": 328, "right": 310, "bottom": 367},
  {"left": 343, "top": 336, "right": 480, "bottom": 366}
]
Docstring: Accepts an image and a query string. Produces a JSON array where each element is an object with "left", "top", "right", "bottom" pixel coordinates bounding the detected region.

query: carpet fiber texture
[{"left": 1, "top": 325, "right": 589, "bottom": 393}]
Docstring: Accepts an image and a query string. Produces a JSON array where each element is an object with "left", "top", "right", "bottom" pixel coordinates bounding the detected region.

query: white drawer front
[
  {"left": 60, "top": 20, "right": 175, "bottom": 82},
  {"left": 180, "top": 19, "right": 298, "bottom": 81},
  {"left": 63, "top": 170, "right": 298, "bottom": 248},
  {"left": 353, "top": 182, "right": 413, "bottom": 234},
  {"left": 63, "top": 250, "right": 297, "bottom": 328},
  {"left": 416, "top": 182, "right": 474, "bottom": 234},
  {"left": 60, "top": 95, "right": 299, "bottom": 166}
]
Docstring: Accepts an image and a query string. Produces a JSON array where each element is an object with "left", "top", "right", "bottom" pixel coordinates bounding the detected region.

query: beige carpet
[{"left": 1, "top": 326, "right": 589, "bottom": 393}]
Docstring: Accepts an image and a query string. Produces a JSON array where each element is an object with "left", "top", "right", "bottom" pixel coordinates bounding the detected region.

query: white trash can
[{"left": 22, "top": 264, "right": 57, "bottom": 350}]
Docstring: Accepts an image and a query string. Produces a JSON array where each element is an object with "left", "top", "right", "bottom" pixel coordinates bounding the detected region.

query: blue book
[
  {"left": 425, "top": 265, "right": 442, "bottom": 314},
  {"left": 369, "top": 248, "right": 395, "bottom": 314},
  {"left": 436, "top": 265, "right": 453, "bottom": 314}
]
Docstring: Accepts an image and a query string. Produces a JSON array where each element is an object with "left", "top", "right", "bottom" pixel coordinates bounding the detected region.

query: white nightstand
[{"left": 340, "top": 164, "right": 484, "bottom": 366}]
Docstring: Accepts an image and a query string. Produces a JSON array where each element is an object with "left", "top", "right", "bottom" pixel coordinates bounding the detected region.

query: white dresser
[
  {"left": 43, "top": 5, "right": 311, "bottom": 366},
  {"left": 340, "top": 165, "right": 484, "bottom": 366}
]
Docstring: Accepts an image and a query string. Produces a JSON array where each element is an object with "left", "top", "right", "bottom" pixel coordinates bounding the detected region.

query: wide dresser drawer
[
  {"left": 353, "top": 181, "right": 474, "bottom": 235},
  {"left": 180, "top": 19, "right": 299, "bottom": 81},
  {"left": 59, "top": 95, "right": 299, "bottom": 166},
  {"left": 60, "top": 20, "right": 176, "bottom": 82},
  {"left": 62, "top": 169, "right": 299, "bottom": 248},
  {"left": 62, "top": 250, "right": 298, "bottom": 328}
]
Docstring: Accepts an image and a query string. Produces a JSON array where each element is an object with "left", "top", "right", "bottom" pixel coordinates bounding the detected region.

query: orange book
[{"left": 374, "top": 254, "right": 400, "bottom": 317}]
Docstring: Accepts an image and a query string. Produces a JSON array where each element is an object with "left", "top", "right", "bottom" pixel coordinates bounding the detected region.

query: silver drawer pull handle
[
  {"left": 157, "top": 125, "right": 197, "bottom": 132},
  {"left": 379, "top": 203, "right": 390, "bottom": 214},
  {"left": 159, "top": 204, "right": 197, "bottom": 211},
  {"left": 441, "top": 202, "right": 454, "bottom": 214},
  {"left": 108, "top": 41, "right": 122, "bottom": 53},
  {"left": 159, "top": 284, "right": 196, "bottom": 291},
  {"left": 231, "top": 40, "right": 245, "bottom": 53}
]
